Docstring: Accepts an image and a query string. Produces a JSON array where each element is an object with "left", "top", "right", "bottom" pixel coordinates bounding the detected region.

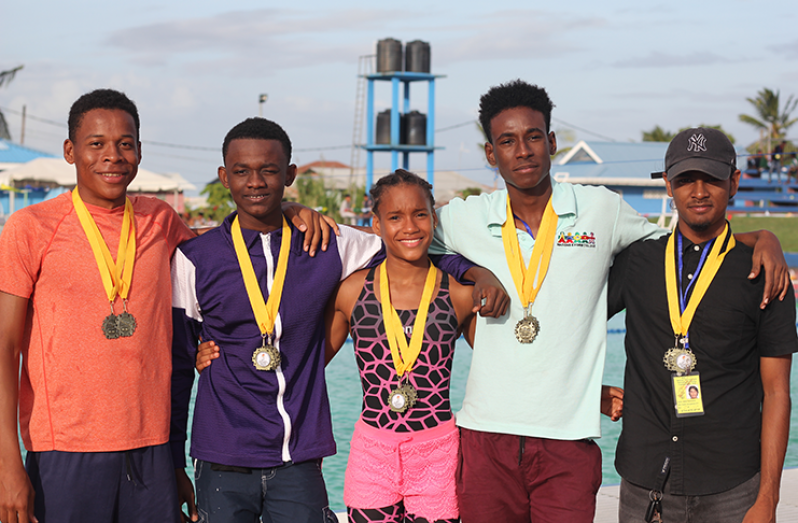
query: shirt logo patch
[
  {"left": 556, "top": 231, "right": 596, "bottom": 248},
  {"left": 688, "top": 133, "right": 707, "bottom": 153}
]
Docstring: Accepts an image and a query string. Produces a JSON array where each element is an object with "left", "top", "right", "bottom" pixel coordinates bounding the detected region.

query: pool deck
[{"left": 336, "top": 467, "right": 798, "bottom": 522}]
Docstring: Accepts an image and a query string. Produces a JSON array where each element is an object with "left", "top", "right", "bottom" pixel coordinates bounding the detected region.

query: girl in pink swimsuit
[{"left": 326, "top": 170, "right": 500, "bottom": 523}]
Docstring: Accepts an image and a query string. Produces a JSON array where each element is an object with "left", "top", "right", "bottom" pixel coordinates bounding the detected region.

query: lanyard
[
  {"left": 677, "top": 232, "right": 712, "bottom": 314},
  {"left": 72, "top": 188, "right": 136, "bottom": 303},
  {"left": 664, "top": 224, "right": 735, "bottom": 344},
  {"left": 513, "top": 213, "right": 535, "bottom": 238},
  {"left": 379, "top": 260, "right": 437, "bottom": 377},
  {"left": 501, "top": 196, "right": 558, "bottom": 309},
  {"left": 231, "top": 215, "right": 291, "bottom": 338}
]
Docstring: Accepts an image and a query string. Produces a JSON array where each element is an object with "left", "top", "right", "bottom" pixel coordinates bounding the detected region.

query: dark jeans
[
  {"left": 619, "top": 472, "right": 760, "bottom": 523},
  {"left": 26, "top": 443, "right": 179, "bottom": 523},
  {"left": 194, "top": 459, "right": 337, "bottom": 523}
]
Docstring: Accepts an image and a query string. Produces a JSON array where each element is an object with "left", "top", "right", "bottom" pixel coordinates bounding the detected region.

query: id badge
[{"left": 672, "top": 372, "right": 704, "bottom": 418}]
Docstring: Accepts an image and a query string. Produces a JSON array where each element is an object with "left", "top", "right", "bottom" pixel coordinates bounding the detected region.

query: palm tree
[
  {"left": 739, "top": 88, "right": 798, "bottom": 153},
  {"left": 0, "top": 65, "right": 23, "bottom": 140}
]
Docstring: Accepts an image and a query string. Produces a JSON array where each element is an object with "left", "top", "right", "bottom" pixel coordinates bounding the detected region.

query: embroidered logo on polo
[
  {"left": 556, "top": 231, "right": 596, "bottom": 248},
  {"left": 687, "top": 133, "right": 707, "bottom": 153}
]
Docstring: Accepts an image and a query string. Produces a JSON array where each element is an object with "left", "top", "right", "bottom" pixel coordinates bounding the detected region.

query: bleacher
[{"left": 729, "top": 168, "right": 798, "bottom": 212}]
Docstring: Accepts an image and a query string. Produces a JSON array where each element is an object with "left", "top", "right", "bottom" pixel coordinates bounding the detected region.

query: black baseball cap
[{"left": 650, "top": 127, "right": 737, "bottom": 180}]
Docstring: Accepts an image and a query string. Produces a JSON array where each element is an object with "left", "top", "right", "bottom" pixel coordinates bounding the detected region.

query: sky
[{"left": 2, "top": 0, "right": 797, "bottom": 194}]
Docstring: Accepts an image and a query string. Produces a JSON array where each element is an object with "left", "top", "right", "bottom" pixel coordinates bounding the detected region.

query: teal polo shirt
[{"left": 431, "top": 179, "right": 663, "bottom": 440}]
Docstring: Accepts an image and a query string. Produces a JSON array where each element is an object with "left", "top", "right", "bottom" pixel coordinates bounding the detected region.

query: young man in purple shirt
[{"left": 170, "top": 118, "right": 502, "bottom": 523}]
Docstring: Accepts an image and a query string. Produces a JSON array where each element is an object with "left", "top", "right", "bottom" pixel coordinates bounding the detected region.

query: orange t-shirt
[{"left": 0, "top": 193, "right": 194, "bottom": 452}]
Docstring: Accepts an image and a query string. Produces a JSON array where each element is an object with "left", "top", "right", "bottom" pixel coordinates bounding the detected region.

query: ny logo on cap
[{"left": 687, "top": 133, "right": 707, "bottom": 153}]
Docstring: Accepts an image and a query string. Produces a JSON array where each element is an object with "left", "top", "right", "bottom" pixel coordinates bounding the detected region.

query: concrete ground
[{"left": 337, "top": 467, "right": 798, "bottom": 522}]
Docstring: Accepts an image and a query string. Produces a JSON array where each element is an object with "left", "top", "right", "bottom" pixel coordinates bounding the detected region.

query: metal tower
[{"left": 362, "top": 71, "right": 444, "bottom": 192}]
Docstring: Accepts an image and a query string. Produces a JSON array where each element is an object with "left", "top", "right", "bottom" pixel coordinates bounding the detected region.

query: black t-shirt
[{"left": 608, "top": 229, "right": 797, "bottom": 495}]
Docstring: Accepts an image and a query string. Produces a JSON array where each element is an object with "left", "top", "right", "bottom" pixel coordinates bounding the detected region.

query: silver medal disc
[
  {"left": 515, "top": 315, "right": 540, "bottom": 343},
  {"left": 252, "top": 344, "right": 281, "bottom": 371},
  {"left": 388, "top": 383, "right": 418, "bottom": 413}
]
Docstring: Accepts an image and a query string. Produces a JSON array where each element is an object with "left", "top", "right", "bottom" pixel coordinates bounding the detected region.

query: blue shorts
[{"left": 26, "top": 442, "right": 179, "bottom": 523}]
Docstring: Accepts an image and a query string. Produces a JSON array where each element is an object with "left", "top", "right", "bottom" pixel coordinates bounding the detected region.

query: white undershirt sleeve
[
  {"left": 336, "top": 225, "right": 384, "bottom": 281},
  {"left": 171, "top": 248, "right": 203, "bottom": 322}
]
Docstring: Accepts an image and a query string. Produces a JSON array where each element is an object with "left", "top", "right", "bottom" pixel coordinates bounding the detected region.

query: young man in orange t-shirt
[{"left": 0, "top": 89, "right": 196, "bottom": 523}]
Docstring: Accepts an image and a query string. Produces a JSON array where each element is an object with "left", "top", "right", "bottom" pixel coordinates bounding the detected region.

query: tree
[
  {"left": 0, "top": 65, "right": 24, "bottom": 140},
  {"left": 642, "top": 126, "right": 674, "bottom": 142},
  {"left": 457, "top": 187, "right": 483, "bottom": 199},
  {"left": 199, "top": 180, "right": 234, "bottom": 223},
  {"left": 739, "top": 88, "right": 798, "bottom": 153}
]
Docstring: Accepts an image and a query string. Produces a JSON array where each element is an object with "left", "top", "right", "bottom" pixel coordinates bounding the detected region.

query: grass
[
  {"left": 727, "top": 216, "right": 798, "bottom": 253},
  {"left": 652, "top": 215, "right": 798, "bottom": 252}
]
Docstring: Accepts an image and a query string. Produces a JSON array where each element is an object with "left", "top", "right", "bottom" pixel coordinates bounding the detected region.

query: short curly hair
[
  {"left": 68, "top": 89, "right": 140, "bottom": 141},
  {"left": 370, "top": 169, "right": 435, "bottom": 216},
  {"left": 222, "top": 117, "right": 292, "bottom": 163},
  {"left": 478, "top": 80, "right": 555, "bottom": 144}
]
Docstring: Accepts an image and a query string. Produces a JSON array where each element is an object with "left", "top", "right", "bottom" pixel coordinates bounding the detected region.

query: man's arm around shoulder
[{"left": 0, "top": 291, "right": 37, "bottom": 523}]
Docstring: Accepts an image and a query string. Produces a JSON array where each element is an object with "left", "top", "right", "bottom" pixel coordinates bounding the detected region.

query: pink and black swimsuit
[{"left": 343, "top": 266, "right": 461, "bottom": 523}]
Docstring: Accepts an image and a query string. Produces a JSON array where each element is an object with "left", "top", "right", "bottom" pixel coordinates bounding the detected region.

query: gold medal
[
  {"left": 515, "top": 305, "right": 540, "bottom": 343},
  {"left": 501, "top": 196, "right": 557, "bottom": 345},
  {"left": 663, "top": 347, "right": 697, "bottom": 375},
  {"left": 232, "top": 215, "right": 291, "bottom": 372},
  {"left": 252, "top": 337, "right": 281, "bottom": 371},
  {"left": 388, "top": 383, "right": 418, "bottom": 413}
]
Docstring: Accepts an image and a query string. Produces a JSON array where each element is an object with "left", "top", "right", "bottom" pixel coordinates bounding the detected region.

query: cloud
[
  {"left": 768, "top": 39, "right": 798, "bottom": 60},
  {"left": 434, "top": 10, "right": 607, "bottom": 63},
  {"left": 105, "top": 8, "right": 608, "bottom": 75},
  {"left": 106, "top": 8, "right": 407, "bottom": 73},
  {"left": 613, "top": 51, "right": 732, "bottom": 68}
]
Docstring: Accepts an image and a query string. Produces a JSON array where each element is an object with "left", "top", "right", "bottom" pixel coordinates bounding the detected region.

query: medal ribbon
[
  {"left": 677, "top": 232, "right": 712, "bottom": 314},
  {"left": 501, "top": 196, "right": 558, "bottom": 308},
  {"left": 72, "top": 188, "right": 136, "bottom": 302},
  {"left": 379, "top": 260, "right": 437, "bottom": 377},
  {"left": 665, "top": 223, "right": 735, "bottom": 340},
  {"left": 232, "top": 215, "right": 292, "bottom": 338}
]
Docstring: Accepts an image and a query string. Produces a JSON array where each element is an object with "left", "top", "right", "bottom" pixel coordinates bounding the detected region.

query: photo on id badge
[{"left": 672, "top": 374, "right": 704, "bottom": 418}]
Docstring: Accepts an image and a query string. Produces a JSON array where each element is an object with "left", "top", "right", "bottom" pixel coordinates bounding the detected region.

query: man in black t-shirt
[{"left": 609, "top": 128, "right": 797, "bottom": 523}]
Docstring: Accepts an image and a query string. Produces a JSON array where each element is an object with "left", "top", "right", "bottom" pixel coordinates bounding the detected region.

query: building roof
[
  {"left": 297, "top": 160, "right": 351, "bottom": 172},
  {"left": 553, "top": 140, "right": 748, "bottom": 188},
  {"left": 552, "top": 140, "right": 670, "bottom": 187},
  {"left": 0, "top": 138, "right": 56, "bottom": 170},
  {"left": 294, "top": 160, "right": 493, "bottom": 204},
  {"left": 0, "top": 157, "right": 194, "bottom": 192}
]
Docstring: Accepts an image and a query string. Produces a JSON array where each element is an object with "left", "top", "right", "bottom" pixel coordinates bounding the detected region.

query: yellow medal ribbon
[
  {"left": 72, "top": 188, "right": 136, "bottom": 302},
  {"left": 379, "top": 259, "right": 437, "bottom": 377},
  {"left": 501, "top": 196, "right": 558, "bottom": 308},
  {"left": 232, "top": 215, "right": 291, "bottom": 338},
  {"left": 665, "top": 223, "right": 735, "bottom": 338}
]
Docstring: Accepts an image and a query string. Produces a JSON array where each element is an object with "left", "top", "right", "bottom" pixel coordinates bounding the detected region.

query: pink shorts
[{"left": 344, "top": 418, "right": 459, "bottom": 520}]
